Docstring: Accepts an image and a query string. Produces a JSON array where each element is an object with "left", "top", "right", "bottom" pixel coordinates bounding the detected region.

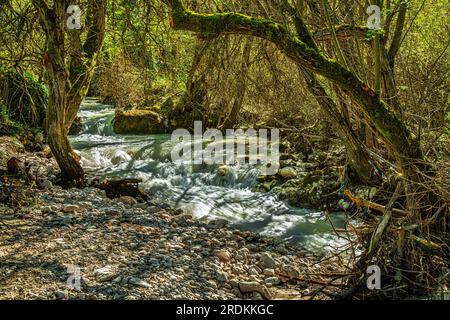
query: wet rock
[
  {"left": 254, "top": 179, "right": 277, "bottom": 192},
  {"left": 238, "top": 281, "right": 271, "bottom": 300},
  {"left": 279, "top": 159, "right": 295, "bottom": 168},
  {"left": 172, "top": 213, "right": 193, "bottom": 222},
  {"left": 111, "top": 150, "right": 132, "bottom": 165},
  {"left": 207, "top": 219, "right": 229, "bottom": 229},
  {"left": 276, "top": 245, "right": 289, "bottom": 255},
  {"left": 217, "top": 165, "right": 231, "bottom": 177}
]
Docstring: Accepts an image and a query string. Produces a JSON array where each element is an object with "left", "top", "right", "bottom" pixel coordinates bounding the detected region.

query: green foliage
[
  {"left": 365, "top": 28, "right": 385, "bottom": 41},
  {"left": 0, "top": 100, "right": 23, "bottom": 136},
  {"left": 0, "top": 65, "right": 48, "bottom": 130}
]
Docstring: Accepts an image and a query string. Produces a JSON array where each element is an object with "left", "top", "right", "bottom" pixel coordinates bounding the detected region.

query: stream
[{"left": 70, "top": 98, "right": 347, "bottom": 252}]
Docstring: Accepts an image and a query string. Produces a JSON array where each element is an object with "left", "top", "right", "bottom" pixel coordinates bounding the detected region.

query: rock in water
[
  {"left": 207, "top": 219, "right": 229, "bottom": 229},
  {"left": 113, "top": 109, "right": 167, "bottom": 134},
  {"left": 101, "top": 179, "right": 148, "bottom": 201},
  {"left": 111, "top": 150, "right": 132, "bottom": 165},
  {"left": 217, "top": 165, "right": 231, "bottom": 177}
]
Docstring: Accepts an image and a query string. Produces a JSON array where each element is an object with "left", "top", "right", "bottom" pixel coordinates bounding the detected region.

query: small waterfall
[{"left": 70, "top": 98, "right": 347, "bottom": 251}]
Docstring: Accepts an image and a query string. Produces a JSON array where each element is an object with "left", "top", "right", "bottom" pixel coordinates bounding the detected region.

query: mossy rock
[
  {"left": 277, "top": 167, "right": 297, "bottom": 179},
  {"left": 113, "top": 109, "right": 168, "bottom": 134}
]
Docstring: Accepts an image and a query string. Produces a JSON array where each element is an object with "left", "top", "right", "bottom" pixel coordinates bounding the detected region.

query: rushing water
[{"left": 70, "top": 98, "right": 347, "bottom": 251}]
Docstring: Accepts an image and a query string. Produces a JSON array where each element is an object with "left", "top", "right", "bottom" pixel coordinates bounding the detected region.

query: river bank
[{"left": 0, "top": 144, "right": 345, "bottom": 300}]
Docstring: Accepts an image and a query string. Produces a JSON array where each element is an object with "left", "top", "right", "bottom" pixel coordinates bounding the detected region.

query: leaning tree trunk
[
  {"left": 281, "top": 0, "right": 376, "bottom": 183},
  {"left": 46, "top": 97, "right": 85, "bottom": 182},
  {"left": 35, "top": 0, "right": 84, "bottom": 182},
  {"left": 33, "top": 0, "right": 106, "bottom": 183}
]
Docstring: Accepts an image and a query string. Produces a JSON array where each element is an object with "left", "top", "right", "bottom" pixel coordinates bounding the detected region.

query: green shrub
[
  {"left": 0, "top": 100, "right": 23, "bottom": 135},
  {"left": 0, "top": 65, "right": 48, "bottom": 129}
]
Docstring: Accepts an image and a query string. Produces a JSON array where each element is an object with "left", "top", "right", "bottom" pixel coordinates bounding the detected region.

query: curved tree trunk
[
  {"left": 32, "top": 0, "right": 106, "bottom": 184},
  {"left": 46, "top": 104, "right": 85, "bottom": 182},
  {"left": 301, "top": 68, "right": 376, "bottom": 183}
]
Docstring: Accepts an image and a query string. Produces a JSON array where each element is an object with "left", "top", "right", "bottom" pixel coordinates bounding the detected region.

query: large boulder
[{"left": 112, "top": 109, "right": 168, "bottom": 134}]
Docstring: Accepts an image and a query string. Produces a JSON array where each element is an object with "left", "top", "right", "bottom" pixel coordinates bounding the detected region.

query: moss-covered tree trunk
[{"left": 32, "top": 0, "right": 106, "bottom": 183}]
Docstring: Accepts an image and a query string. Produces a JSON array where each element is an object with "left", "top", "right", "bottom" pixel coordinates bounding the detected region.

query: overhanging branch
[{"left": 169, "top": 0, "right": 422, "bottom": 163}]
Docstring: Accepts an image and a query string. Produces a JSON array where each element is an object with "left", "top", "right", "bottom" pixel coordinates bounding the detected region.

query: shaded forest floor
[{"left": 0, "top": 140, "right": 347, "bottom": 300}]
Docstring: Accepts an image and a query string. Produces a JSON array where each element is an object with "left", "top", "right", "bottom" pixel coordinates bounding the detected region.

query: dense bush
[{"left": 0, "top": 66, "right": 48, "bottom": 130}]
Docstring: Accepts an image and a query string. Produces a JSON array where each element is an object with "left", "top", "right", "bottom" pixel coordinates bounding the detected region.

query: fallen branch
[
  {"left": 344, "top": 188, "right": 408, "bottom": 217},
  {"left": 410, "top": 234, "right": 442, "bottom": 251},
  {"left": 94, "top": 178, "right": 149, "bottom": 200},
  {"left": 276, "top": 272, "right": 347, "bottom": 287},
  {"left": 368, "top": 182, "right": 403, "bottom": 255}
]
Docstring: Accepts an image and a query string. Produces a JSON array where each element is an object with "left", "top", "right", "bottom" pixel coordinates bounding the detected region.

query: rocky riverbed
[{"left": 0, "top": 140, "right": 344, "bottom": 300}]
